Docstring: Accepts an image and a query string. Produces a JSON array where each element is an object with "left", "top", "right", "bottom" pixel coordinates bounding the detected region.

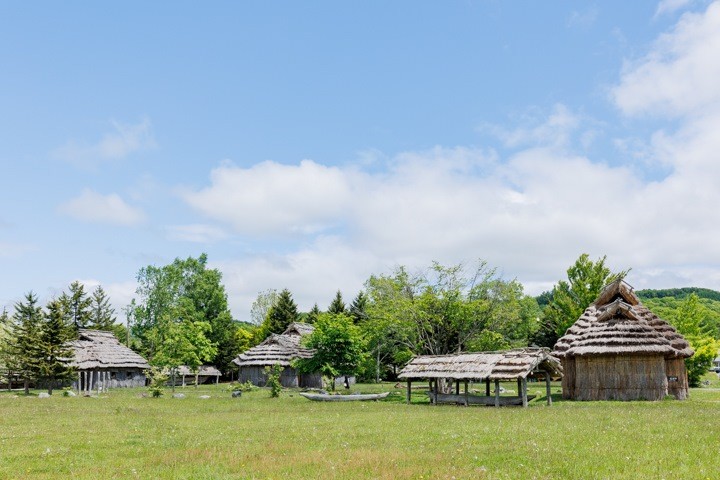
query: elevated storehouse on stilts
[
  {"left": 398, "top": 348, "right": 562, "bottom": 407},
  {"left": 70, "top": 329, "right": 150, "bottom": 393},
  {"left": 553, "top": 280, "right": 694, "bottom": 401}
]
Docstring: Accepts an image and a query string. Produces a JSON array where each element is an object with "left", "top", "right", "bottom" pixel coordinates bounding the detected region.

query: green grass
[{"left": 1, "top": 380, "right": 719, "bottom": 479}]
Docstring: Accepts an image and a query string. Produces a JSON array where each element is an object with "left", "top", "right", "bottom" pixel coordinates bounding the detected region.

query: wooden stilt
[
  {"left": 428, "top": 380, "right": 433, "bottom": 404},
  {"left": 406, "top": 381, "right": 412, "bottom": 404},
  {"left": 464, "top": 380, "right": 469, "bottom": 406},
  {"left": 517, "top": 378, "right": 522, "bottom": 401},
  {"left": 485, "top": 378, "right": 490, "bottom": 396},
  {"left": 494, "top": 379, "right": 500, "bottom": 407},
  {"left": 545, "top": 371, "right": 552, "bottom": 406},
  {"left": 455, "top": 380, "right": 460, "bottom": 395},
  {"left": 522, "top": 377, "right": 528, "bottom": 408}
]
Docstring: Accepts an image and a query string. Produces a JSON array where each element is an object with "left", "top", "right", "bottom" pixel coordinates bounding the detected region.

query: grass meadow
[{"left": 1, "top": 377, "right": 720, "bottom": 480}]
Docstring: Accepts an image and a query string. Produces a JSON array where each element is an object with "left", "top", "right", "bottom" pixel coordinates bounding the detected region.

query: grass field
[{"left": 1, "top": 377, "right": 720, "bottom": 480}]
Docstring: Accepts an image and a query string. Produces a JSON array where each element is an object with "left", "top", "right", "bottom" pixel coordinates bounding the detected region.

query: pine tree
[
  {"left": 349, "top": 292, "right": 368, "bottom": 324},
  {"left": 328, "top": 290, "right": 346, "bottom": 315},
  {"left": 305, "top": 303, "right": 321, "bottom": 324},
  {"left": 88, "top": 285, "right": 116, "bottom": 331},
  {"left": 36, "top": 300, "right": 77, "bottom": 394},
  {"left": 60, "top": 281, "right": 92, "bottom": 329},
  {"left": 265, "top": 289, "right": 299, "bottom": 334},
  {"left": 11, "top": 292, "right": 44, "bottom": 394},
  {"left": 0, "top": 308, "right": 12, "bottom": 390}
]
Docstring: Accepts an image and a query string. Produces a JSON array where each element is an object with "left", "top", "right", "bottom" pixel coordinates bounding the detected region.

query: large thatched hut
[
  {"left": 70, "top": 329, "right": 150, "bottom": 393},
  {"left": 399, "top": 348, "right": 562, "bottom": 407},
  {"left": 232, "top": 323, "right": 322, "bottom": 388},
  {"left": 553, "top": 280, "right": 694, "bottom": 401}
]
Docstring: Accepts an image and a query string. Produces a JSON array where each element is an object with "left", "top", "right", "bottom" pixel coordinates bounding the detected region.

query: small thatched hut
[
  {"left": 232, "top": 323, "right": 322, "bottom": 388},
  {"left": 553, "top": 280, "right": 694, "bottom": 401},
  {"left": 170, "top": 365, "right": 222, "bottom": 386},
  {"left": 399, "top": 348, "right": 562, "bottom": 407},
  {"left": 71, "top": 329, "right": 150, "bottom": 393}
]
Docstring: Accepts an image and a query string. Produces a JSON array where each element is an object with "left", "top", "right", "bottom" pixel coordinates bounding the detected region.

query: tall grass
[{"left": 1, "top": 382, "right": 719, "bottom": 479}]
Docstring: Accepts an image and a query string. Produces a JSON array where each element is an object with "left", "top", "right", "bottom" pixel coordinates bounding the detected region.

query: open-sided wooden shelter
[
  {"left": 398, "top": 348, "right": 562, "bottom": 407},
  {"left": 70, "top": 329, "right": 150, "bottom": 394},
  {"left": 232, "top": 323, "right": 322, "bottom": 388},
  {"left": 553, "top": 280, "right": 694, "bottom": 401}
]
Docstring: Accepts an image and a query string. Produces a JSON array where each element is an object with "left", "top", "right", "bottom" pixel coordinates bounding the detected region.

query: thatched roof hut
[
  {"left": 170, "top": 365, "right": 222, "bottom": 386},
  {"left": 553, "top": 280, "right": 694, "bottom": 401},
  {"left": 70, "top": 329, "right": 150, "bottom": 392},
  {"left": 399, "top": 348, "right": 561, "bottom": 407},
  {"left": 232, "top": 323, "right": 321, "bottom": 388}
]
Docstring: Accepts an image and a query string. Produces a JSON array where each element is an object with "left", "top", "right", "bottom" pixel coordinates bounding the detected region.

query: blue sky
[{"left": 2, "top": 1, "right": 720, "bottom": 321}]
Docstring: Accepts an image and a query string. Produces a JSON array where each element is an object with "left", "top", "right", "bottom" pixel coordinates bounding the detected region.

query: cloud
[
  {"left": 181, "top": 160, "right": 353, "bottom": 236},
  {"left": 654, "top": 0, "right": 694, "bottom": 18},
  {"left": 58, "top": 189, "right": 146, "bottom": 226},
  {"left": 165, "top": 224, "right": 229, "bottom": 243},
  {"left": 613, "top": 1, "right": 720, "bottom": 117},
  {"left": 53, "top": 118, "right": 155, "bottom": 168}
]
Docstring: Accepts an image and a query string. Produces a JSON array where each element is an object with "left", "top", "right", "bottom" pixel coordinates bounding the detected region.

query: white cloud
[
  {"left": 58, "top": 189, "right": 146, "bottom": 226},
  {"left": 165, "top": 224, "right": 229, "bottom": 243},
  {"left": 654, "top": 0, "right": 694, "bottom": 18},
  {"left": 181, "top": 160, "right": 353, "bottom": 236},
  {"left": 613, "top": 1, "right": 720, "bottom": 117},
  {"left": 53, "top": 118, "right": 155, "bottom": 168}
]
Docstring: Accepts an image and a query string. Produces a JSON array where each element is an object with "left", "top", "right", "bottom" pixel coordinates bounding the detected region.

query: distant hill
[{"left": 636, "top": 287, "right": 720, "bottom": 302}]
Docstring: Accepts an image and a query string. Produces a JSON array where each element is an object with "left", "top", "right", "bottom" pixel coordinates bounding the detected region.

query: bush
[
  {"left": 146, "top": 367, "right": 169, "bottom": 398},
  {"left": 227, "top": 380, "right": 257, "bottom": 393},
  {"left": 264, "top": 364, "right": 283, "bottom": 398}
]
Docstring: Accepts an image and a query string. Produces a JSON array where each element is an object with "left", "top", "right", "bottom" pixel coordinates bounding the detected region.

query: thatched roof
[
  {"left": 554, "top": 280, "right": 693, "bottom": 359},
  {"left": 176, "top": 365, "right": 221, "bottom": 376},
  {"left": 232, "top": 323, "right": 315, "bottom": 368},
  {"left": 71, "top": 329, "right": 150, "bottom": 370},
  {"left": 398, "top": 348, "right": 562, "bottom": 381}
]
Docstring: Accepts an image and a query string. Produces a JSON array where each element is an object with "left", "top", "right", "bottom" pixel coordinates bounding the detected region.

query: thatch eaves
[
  {"left": 398, "top": 348, "right": 562, "bottom": 381},
  {"left": 593, "top": 279, "right": 640, "bottom": 307},
  {"left": 70, "top": 329, "right": 150, "bottom": 370},
  {"left": 232, "top": 332, "right": 315, "bottom": 368},
  {"left": 282, "top": 322, "right": 314, "bottom": 337},
  {"left": 175, "top": 365, "right": 222, "bottom": 376}
]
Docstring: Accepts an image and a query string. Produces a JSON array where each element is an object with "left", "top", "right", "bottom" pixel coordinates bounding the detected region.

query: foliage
[
  {"left": 327, "top": 290, "right": 346, "bottom": 314},
  {"left": 59, "top": 281, "right": 92, "bottom": 329},
  {"left": 234, "top": 324, "right": 255, "bottom": 355},
  {"left": 638, "top": 287, "right": 720, "bottom": 302},
  {"left": 146, "top": 366, "right": 169, "bottom": 398},
  {"left": 8, "top": 292, "right": 44, "bottom": 393},
  {"left": 642, "top": 294, "right": 720, "bottom": 340},
  {"left": 88, "top": 285, "right": 117, "bottom": 331},
  {"left": 250, "top": 289, "right": 278, "bottom": 326},
  {"left": 130, "top": 253, "right": 234, "bottom": 373},
  {"left": 296, "top": 313, "right": 364, "bottom": 391},
  {"left": 535, "top": 254, "right": 628, "bottom": 346},
  {"left": 305, "top": 303, "right": 321, "bottom": 324},
  {"left": 36, "top": 299, "right": 77, "bottom": 394},
  {"left": 349, "top": 291, "right": 368, "bottom": 324},
  {"left": 264, "top": 364, "right": 283, "bottom": 397},
  {"left": 258, "top": 288, "right": 299, "bottom": 337},
  {"left": 228, "top": 380, "right": 257, "bottom": 393}
]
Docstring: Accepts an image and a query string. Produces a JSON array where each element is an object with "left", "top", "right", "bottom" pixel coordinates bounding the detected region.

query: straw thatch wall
[{"left": 554, "top": 280, "right": 693, "bottom": 401}]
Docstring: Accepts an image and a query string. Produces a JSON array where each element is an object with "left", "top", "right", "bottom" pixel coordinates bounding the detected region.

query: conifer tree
[
  {"left": 11, "top": 292, "right": 44, "bottom": 394},
  {"left": 36, "top": 300, "right": 76, "bottom": 394},
  {"left": 264, "top": 289, "right": 299, "bottom": 334},
  {"left": 0, "top": 309, "right": 12, "bottom": 390},
  {"left": 349, "top": 292, "right": 368, "bottom": 324},
  {"left": 328, "top": 290, "right": 346, "bottom": 315},
  {"left": 305, "top": 303, "right": 321, "bottom": 324},
  {"left": 88, "top": 285, "right": 116, "bottom": 331},
  {"left": 60, "top": 281, "right": 92, "bottom": 329}
]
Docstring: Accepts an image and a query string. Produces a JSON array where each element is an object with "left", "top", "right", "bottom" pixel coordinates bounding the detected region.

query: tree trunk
[
  {"left": 195, "top": 373, "right": 199, "bottom": 388},
  {"left": 376, "top": 348, "right": 381, "bottom": 384},
  {"left": 171, "top": 369, "right": 176, "bottom": 393}
]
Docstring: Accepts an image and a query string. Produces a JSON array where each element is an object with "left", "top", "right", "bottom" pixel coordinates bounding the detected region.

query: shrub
[
  {"left": 146, "top": 367, "right": 169, "bottom": 398},
  {"left": 264, "top": 364, "right": 283, "bottom": 398}
]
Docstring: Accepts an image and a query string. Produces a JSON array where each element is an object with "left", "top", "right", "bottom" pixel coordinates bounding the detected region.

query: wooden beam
[
  {"left": 494, "top": 379, "right": 500, "bottom": 408},
  {"left": 545, "top": 371, "right": 552, "bottom": 406}
]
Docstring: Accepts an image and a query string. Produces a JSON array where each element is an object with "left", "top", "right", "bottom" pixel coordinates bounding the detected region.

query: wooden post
[
  {"left": 494, "top": 379, "right": 500, "bottom": 407},
  {"left": 545, "top": 371, "right": 552, "bottom": 406},
  {"left": 433, "top": 379, "right": 438, "bottom": 405},
  {"left": 517, "top": 378, "right": 522, "bottom": 401},
  {"left": 455, "top": 380, "right": 460, "bottom": 395},
  {"left": 406, "top": 381, "right": 412, "bottom": 404},
  {"left": 521, "top": 377, "right": 528, "bottom": 408},
  {"left": 428, "top": 380, "right": 433, "bottom": 404},
  {"left": 464, "top": 380, "right": 469, "bottom": 406},
  {"left": 97, "top": 371, "right": 100, "bottom": 396},
  {"left": 485, "top": 378, "right": 490, "bottom": 396}
]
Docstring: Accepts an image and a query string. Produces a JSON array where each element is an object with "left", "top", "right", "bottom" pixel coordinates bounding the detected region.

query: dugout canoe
[{"left": 299, "top": 391, "right": 390, "bottom": 402}]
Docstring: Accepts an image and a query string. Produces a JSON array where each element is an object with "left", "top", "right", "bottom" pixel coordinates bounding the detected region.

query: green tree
[
  {"left": 149, "top": 298, "right": 217, "bottom": 391},
  {"left": 88, "top": 285, "right": 116, "bottom": 331},
  {"left": 305, "top": 303, "right": 321, "bottom": 324},
  {"left": 59, "top": 281, "right": 92, "bottom": 329},
  {"left": 664, "top": 293, "right": 720, "bottom": 387},
  {"left": 536, "top": 254, "right": 628, "bottom": 346},
  {"left": 250, "top": 289, "right": 278, "bottom": 326},
  {"left": 11, "top": 292, "right": 44, "bottom": 394},
  {"left": 260, "top": 289, "right": 299, "bottom": 336},
  {"left": 328, "top": 290, "right": 346, "bottom": 315},
  {"left": 349, "top": 292, "right": 368, "bottom": 324},
  {"left": 36, "top": 300, "right": 76, "bottom": 395},
  {"left": 296, "top": 313, "right": 365, "bottom": 391},
  {"left": 0, "top": 309, "right": 12, "bottom": 390},
  {"left": 131, "top": 253, "right": 235, "bottom": 373}
]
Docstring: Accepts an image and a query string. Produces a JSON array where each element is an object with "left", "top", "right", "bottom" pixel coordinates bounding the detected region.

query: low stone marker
[
  {"left": 38, "top": 392, "right": 51, "bottom": 398},
  {"left": 232, "top": 391, "right": 242, "bottom": 398},
  {"left": 172, "top": 393, "right": 186, "bottom": 399}
]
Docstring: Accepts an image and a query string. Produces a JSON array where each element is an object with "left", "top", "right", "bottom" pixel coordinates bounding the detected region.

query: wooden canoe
[{"left": 299, "top": 392, "right": 390, "bottom": 402}]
